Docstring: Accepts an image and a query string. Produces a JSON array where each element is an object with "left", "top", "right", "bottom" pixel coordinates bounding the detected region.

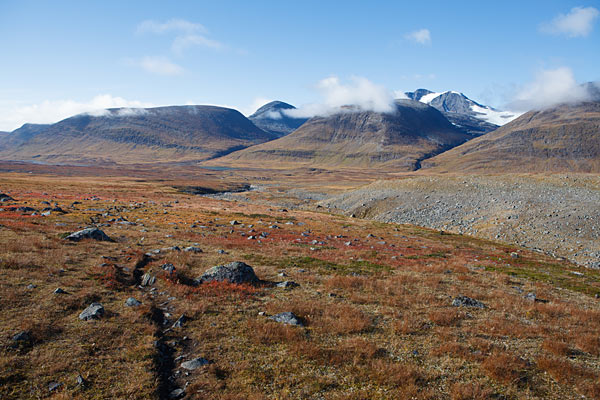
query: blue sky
[{"left": 0, "top": 0, "right": 599, "bottom": 130}]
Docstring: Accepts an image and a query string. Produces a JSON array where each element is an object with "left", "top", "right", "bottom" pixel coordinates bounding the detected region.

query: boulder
[
  {"left": 0, "top": 193, "right": 14, "bottom": 202},
  {"left": 65, "top": 228, "right": 113, "bottom": 242},
  {"left": 183, "top": 246, "right": 202, "bottom": 253},
  {"left": 125, "top": 297, "right": 141, "bottom": 307},
  {"left": 195, "top": 261, "right": 259, "bottom": 285},
  {"left": 276, "top": 281, "right": 299, "bottom": 288},
  {"left": 79, "top": 303, "right": 104, "bottom": 320},
  {"left": 451, "top": 296, "right": 486, "bottom": 308},
  {"left": 269, "top": 312, "right": 303, "bottom": 326},
  {"left": 180, "top": 357, "right": 210, "bottom": 370}
]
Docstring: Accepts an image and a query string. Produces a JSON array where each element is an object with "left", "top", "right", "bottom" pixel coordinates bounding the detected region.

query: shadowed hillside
[
  {"left": 215, "top": 99, "right": 471, "bottom": 170},
  {"left": 0, "top": 106, "right": 277, "bottom": 165},
  {"left": 422, "top": 101, "right": 600, "bottom": 173}
]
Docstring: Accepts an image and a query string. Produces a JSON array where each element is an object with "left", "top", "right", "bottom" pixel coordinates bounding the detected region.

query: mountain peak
[
  {"left": 249, "top": 100, "right": 308, "bottom": 137},
  {"left": 251, "top": 101, "right": 296, "bottom": 117}
]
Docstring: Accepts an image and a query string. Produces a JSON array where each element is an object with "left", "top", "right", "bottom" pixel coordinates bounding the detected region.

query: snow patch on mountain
[{"left": 470, "top": 104, "right": 521, "bottom": 126}]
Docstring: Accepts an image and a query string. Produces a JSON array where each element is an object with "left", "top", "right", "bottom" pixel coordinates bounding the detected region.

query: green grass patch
[
  {"left": 483, "top": 260, "right": 600, "bottom": 297},
  {"left": 242, "top": 254, "right": 390, "bottom": 275}
]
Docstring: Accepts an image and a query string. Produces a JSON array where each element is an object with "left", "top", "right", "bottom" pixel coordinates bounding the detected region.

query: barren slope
[
  {"left": 213, "top": 100, "right": 471, "bottom": 171},
  {"left": 0, "top": 106, "right": 277, "bottom": 165},
  {"left": 422, "top": 102, "right": 600, "bottom": 173}
]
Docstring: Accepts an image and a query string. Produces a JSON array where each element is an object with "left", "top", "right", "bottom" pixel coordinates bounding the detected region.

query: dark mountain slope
[
  {"left": 0, "top": 105, "right": 277, "bottom": 165},
  {"left": 248, "top": 101, "right": 308, "bottom": 137},
  {"left": 214, "top": 99, "right": 471, "bottom": 170}
]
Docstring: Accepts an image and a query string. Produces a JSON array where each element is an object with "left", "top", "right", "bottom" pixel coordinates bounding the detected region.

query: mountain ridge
[
  {"left": 0, "top": 105, "right": 277, "bottom": 165},
  {"left": 422, "top": 101, "right": 600, "bottom": 173},
  {"left": 212, "top": 99, "right": 472, "bottom": 170}
]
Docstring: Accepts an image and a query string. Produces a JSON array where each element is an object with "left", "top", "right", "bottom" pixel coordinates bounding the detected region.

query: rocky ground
[{"left": 322, "top": 174, "right": 600, "bottom": 269}]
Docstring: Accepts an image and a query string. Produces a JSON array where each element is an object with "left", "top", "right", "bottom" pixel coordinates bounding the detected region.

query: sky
[{"left": 0, "top": 0, "right": 599, "bottom": 131}]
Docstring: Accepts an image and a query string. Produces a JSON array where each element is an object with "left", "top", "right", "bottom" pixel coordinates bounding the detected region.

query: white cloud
[
  {"left": 136, "top": 18, "right": 206, "bottom": 35},
  {"left": 137, "top": 56, "right": 184, "bottom": 76},
  {"left": 393, "top": 90, "right": 409, "bottom": 99},
  {"left": 540, "top": 7, "right": 599, "bottom": 37},
  {"left": 0, "top": 95, "right": 155, "bottom": 131},
  {"left": 284, "top": 76, "right": 395, "bottom": 118},
  {"left": 172, "top": 34, "right": 222, "bottom": 54},
  {"left": 405, "top": 29, "right": 431, "bottom": 45},
  {"left": 508, "top": 67, "right": 593, "bottom": 111}
]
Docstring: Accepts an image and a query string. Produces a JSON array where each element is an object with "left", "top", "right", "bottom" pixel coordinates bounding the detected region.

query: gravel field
[{"left": 322, "top": 174, "right": 600, "bottom": 268}]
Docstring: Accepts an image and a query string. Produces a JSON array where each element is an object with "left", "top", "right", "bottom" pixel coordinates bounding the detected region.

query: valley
[{"left": 1, "top": 169, "right": 600, "bottom": 399}]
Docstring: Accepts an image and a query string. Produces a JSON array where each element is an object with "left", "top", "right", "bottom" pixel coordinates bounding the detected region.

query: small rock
[
  {"left": 162, "top": 263, "right": 175, "bottom": 273},
  {"left": 169, "top": 388, "right": 185, "bottom": 399},
  {"left": 524, "top": 292, "right": 537, "bottom": 302},
  {"left": 27, "top": 284, "right": 37, "bottom": 289},
  {"left": 76, "top": 374, "right": 85, "bottom": 386},
  {"left": 0, "top": 193, "right": 14, "bottom": 202},
  {"left": 230, "top": 220, "right": 241, "bottom": 225},
  {"left": 48, "top": 382, "right": 62, "bottom": 392},
  {"left": 125, "top": 297, "right": 141, "bottom": 307},
  {"left": 53, "top": 287, "right": 68, "bottom": 294},
  {"left": 183, "top": 246, "right": 202, "bottom": 253},
  {"left": 510, "top": 252, "right": 520, "bottom": 259},
  {"left": 65, "top": 228, "right": 113, "bottom": 242},
  {"left": 451, "top": 296, "right": 486, "bottom": 308},
  {"left": 258, "top": 311, "right": 266, "bottom": 316},
  {"left": 12, "top": 331, "right": 31, "bottom": 342},
  {"left": 276, "top": 281, "right": 299, "bottom": 289},
  {"left": 269, "top": 312, "right": 303, "bottom": 326},
  {"left": 181, "top": 357, "right": 210, "bottom": 370},
  {"left": 172, "top": 314, "right": 189, "bottom": 328},
  {"left": 141, "top": 273, "right": 156, "bottom": 286},
  {"left": 79, "top": 303, "right": 105, "bottom": 320}
]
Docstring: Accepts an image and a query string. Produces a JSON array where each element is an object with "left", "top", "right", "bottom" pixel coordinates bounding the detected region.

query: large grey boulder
[
  {"left": 269, "top": 312, "right": 303, "bottom": 326},
  {"left": 79, "top": 303, "right": 105, "bottom": 320},
  {"left": 195, "top": 261, "right": 259, "bottom": 285},
  {"left": 65, "top": 228, "right": 113, "bottom": 242}
]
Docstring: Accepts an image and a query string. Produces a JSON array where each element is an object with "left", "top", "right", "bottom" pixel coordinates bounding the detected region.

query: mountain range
[
  {"left": 215, "top": 99, "right": 471, "bottom": 170},
  {"left": 0, "top": 106, "right": 277, "bottom": 165},
  {"left": 1, "top": 85, "right": 599, "bottom": 172},
  {"left": 405, "top": 89, "right": 519, "bottom": 136}
]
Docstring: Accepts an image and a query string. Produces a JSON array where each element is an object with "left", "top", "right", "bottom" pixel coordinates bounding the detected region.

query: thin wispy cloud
[
  {"left": 138, "top": 56, "right": 184, "bottom": 76},
  {"left": 405, "top": 28, "right": 431, "bottom": 45},
  {"left": 136, "top": 18, "right": 206, "bottom": 35},
  {"left": 540, "top": 6, "right": 599, "bottom": 38},
  {"left": 0, "top": 95, "right": 155, "bottom": 131},
  {"left": 137, "top": 18, "right": 223, "bottom": 54},
  {"left": 172, "top": 34, "right": 222, "bottom": 54}
]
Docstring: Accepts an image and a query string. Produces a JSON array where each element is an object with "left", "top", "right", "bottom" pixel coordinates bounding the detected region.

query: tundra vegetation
[{"left": 0, "top": 171, "right": 599, "bottom": 399}]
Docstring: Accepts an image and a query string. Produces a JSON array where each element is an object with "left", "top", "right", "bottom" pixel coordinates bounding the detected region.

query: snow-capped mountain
[{"left": 405, "top": 89, "right": 521, "bottom": 136}]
